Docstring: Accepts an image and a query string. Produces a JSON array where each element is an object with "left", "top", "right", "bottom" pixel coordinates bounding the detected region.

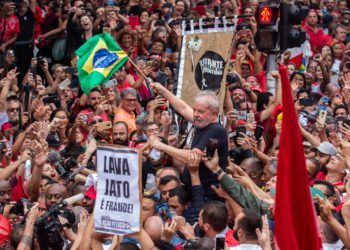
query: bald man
[
  {"left": 45, "top": 183, "right": 68, "bottom": 209},
  {"left": 144, "top": 216, "right": 163, "bottom": 242}
]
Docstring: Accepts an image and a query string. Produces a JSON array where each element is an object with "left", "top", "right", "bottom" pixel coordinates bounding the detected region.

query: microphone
[{"left": 61, "top": 193, "right": 84, "bottom": 207}]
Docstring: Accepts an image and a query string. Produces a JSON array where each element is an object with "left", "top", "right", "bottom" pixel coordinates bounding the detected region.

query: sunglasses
[
  {"left": 7, "top": 107, "right": 20, "bottom": 112},
  {"left": 90, "top": 119, "right": 103, "bottom": 125}
]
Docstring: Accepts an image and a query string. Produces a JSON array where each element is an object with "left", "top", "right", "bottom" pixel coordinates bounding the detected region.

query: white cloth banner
[{"left": 94, "top": 146, "right": 141, "bottom": 235}]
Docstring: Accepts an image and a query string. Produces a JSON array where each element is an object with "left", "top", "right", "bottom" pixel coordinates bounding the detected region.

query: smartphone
[
  {"left": 97, "top": 121, "right": 112, "bottom": 131},
  {"left": 137, "top": 111, "right": 148, "bottom": 124},
  {"left": 43, "top": 95, "right": 58, "bottom": 104},
  {"left": 156, "top": 202, "right": 172, "bottom": 223},
  {"left": 344, "top": 119, "right": 350, "bottom": 127},
  {"left": 238, "top": 111, "right": 247, "bottom": 121},
  {"left": 235, "top": 125, "right": 246, "bottom": 145},
  {"left": 246, "top": 113, "right": 255, "bottom": 123},
  {"left": 318, "top": 110, "right": 327, "bottom": 128},
  {"left": 206, "top": 138, "right": 218, "bottom": 159},
  {"left": 299, "top": 98, "right": 313, "bottom": 106},
  {"left": 30, "top": 65, "right": 37, "bottom": 77},
  {"left": 147, "top": 60, "right": 153, "bottom": 67},
  {"left": 149, "top": 148, "right": 161, "bottom": 161},
  {"left": 321, "top": 96, "right": 329, "bottom": 105},
  {"left": 255, "top": 125, "right": 264, "bottom": 141},
  {"left": 65, "top": 67, "right": 76, "bottom": 75},
  {"left": 215, "top": 234, "right": 226, "bottom": 250}
]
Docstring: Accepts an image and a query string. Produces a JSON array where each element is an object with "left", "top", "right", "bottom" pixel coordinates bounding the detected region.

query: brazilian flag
[{"left": 76, "top": 32, "right": 128, "bottom": 94}]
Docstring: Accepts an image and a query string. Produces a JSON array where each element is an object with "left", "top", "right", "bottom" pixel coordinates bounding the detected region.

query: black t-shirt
[
  {"left": 16, "top": 10, "right": 35, "bottom": 42},
  {"left": 142, "top": 160, "right": 161, "bottom": 191},
  {"left": 182, "top": 122, "right": 228, "bottom": 200}
]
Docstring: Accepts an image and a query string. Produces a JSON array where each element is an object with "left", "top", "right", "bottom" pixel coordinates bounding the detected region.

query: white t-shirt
[{"left": 230, "top": 244, "right": 262, "bottom": 250}]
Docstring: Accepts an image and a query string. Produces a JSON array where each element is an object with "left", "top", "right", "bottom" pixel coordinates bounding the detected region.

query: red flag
[{"left": 275, "top": 64, "right": 321, "bottom": 250}]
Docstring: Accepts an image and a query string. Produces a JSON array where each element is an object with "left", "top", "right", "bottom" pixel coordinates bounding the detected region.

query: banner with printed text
[
  {"left": 176, "top": 30, "right": 235, "bottom": 112},
  {"left": 94, "top": 145, "right": 141, "bottom": 235}
]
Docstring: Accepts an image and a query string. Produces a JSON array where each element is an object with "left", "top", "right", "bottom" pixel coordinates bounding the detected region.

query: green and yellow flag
[{"left": 76, "top": 32, "right": 128, "bottom": 94}]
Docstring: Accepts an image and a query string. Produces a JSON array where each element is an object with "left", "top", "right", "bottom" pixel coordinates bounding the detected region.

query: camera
[
  {"left": 48, "top": 153, "right": 77, "bottom": 179},
  {"left": 35, "top": 203, "right": 76, "bottom": 250},
  {"left": 10, "top": 199, "right": 33, "bottom": 216},
  {"left": 226, "top": 73, "right": 239, "bottom": 84},
  {"left": 206, "top": 138, "right": 218, "bottom": 159},
  {"left": 37, "top": 56, "right": 45, "bottom": 65}
]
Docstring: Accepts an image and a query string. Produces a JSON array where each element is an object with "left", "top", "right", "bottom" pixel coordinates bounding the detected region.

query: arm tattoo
[{"left": 20, "top": 235, "right": 32, "bottom": 247}]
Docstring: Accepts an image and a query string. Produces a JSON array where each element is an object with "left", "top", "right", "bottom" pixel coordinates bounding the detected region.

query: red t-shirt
[
  {"left": 0, "top": 15, "right": 20, "bottom": 43},
  {"left": 303, "top": 25, "right": 325, "bottom": 53},
  {"left": 115, "top": 81, "right": 132, "bottom": 94}
]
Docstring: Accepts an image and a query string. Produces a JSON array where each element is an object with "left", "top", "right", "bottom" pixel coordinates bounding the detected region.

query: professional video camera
[
  {"left": 47, "top": 151, "right": 78, "bottom": 179},
  {"left": 35, "top": 194, "right": 84, "bottom": 250}
]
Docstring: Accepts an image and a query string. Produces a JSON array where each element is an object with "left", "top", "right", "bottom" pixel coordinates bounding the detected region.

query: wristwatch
[{"left": 215, "top": 168, "right": 224, "bottom": 177}]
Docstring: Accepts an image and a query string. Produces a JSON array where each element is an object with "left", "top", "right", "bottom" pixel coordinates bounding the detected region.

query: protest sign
[
  {"left": 94, "top": 145, "right": 141, "bottom": 235},
  {"left": 176, "top": 21, "right": 235, "bottom": 113}
]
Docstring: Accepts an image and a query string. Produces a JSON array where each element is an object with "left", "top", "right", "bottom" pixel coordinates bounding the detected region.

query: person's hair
[
  {"left": 121, "top": 87, "right": 137, "bottom": 99},
  {"left": 143, "top": 122, "right": 159, "bottom": 133},
  {"left": 248, "top": 157, "right": 264, "bottom": 173},
  {"left": 287, "top": 62, "right": 297, "bottom": 70},
  {"left": 290, "top": 72, "right": 306, "bottom": 85},
  {"left": 69, "top": 182, "right": 85, "bottom": 196},
  {"left": 159, "top": 175, "right": 180, "bottom": 187},
  {"left": 50, "top": 108, "right": 69, "bottom": 122},
  {"left": 238, "top": 209, "right": 262, "bottom": 241},
  {"left": 202, "top": 201, "right": 228, "bottom": 233},
  {"left": 88, "top": 87, "right": 101, "bottom": 96},
  {"left": 296, "top": 88, "right": 309, "bottom": 99},
  {"left": 113, "top": 121, "right": 129, "bottom": 133},
  {"left": 194, "top": 90, "right": 219, "bottom": 113},
  {"left": 257, "top": 92, "right": 273, "bottom": 112},
  {"left": 314, "top": 180, "right": 336, "bottom": 197},
  {"left": 333, "top": 105, "right": 349, "bottom": 116},
  {"left": 154, "top": 239, "right": 177, "bottom": 250},
  {"left": 51, "top": 63, "right": 64, "bottom": 73},
  {"left": 159, "top": 167, "right": 180, "bottom": 178},
  {"left": 120, "top": 242, "right": 140, "bottom": 250},
  {"left": 143, "top": 195, "right": 161, "bottom": 209},
  {"left": 168, "top": 186, "right": 189, "bottom": 206}
]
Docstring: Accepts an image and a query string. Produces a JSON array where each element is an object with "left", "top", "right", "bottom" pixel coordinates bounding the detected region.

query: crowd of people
[{"left": 0, "top": 0, "right": 349, "bottom": 249}]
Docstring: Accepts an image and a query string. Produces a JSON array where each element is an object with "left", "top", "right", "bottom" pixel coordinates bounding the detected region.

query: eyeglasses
[
  {"left": 91, "top": 119, "right": 103, "bottom": 125},
  {"left": 7, "top": 107, "right": 20, "bottom": 112},
  {"left": 124, "top": 98, "right": 137, "bottom": 103}
]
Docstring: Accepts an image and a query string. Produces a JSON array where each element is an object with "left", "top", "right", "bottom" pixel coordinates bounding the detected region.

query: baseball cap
[
  {"left": 251, "top": 85, "right": 262, "bottom": 93},
  {"left": 314, "top": 141, "right": 337, "bottom": 156},
  {"left": 0, "top": 214, "right": 11, "bottom": 245}
]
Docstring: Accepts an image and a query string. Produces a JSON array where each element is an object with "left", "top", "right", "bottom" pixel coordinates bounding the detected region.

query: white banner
[{"left": 94, "top": 145, "right": 141, "bottom": 235}]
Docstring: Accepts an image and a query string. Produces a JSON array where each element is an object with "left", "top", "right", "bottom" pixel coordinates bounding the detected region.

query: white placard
[{"left": 94, "top": 146, "right": 141, "bottom": 235}]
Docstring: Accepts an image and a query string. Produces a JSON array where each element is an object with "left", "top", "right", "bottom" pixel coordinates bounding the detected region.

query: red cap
[
  {"left": 85, "top": 185, "right": 96, "bottom": 200},
  {"left": 251, "top": 85, "right": 262, "bottom": 93},
  {"left": 1, "top": 123, "right": 12, "bottom": 134},
  {"left": 0, "top": 214, "right": 11, "bottom": 245}
]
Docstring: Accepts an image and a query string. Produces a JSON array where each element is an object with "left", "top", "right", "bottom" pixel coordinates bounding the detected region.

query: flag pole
[{"left": 128, "top": 58, "right": 153, "bottom": 95}]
